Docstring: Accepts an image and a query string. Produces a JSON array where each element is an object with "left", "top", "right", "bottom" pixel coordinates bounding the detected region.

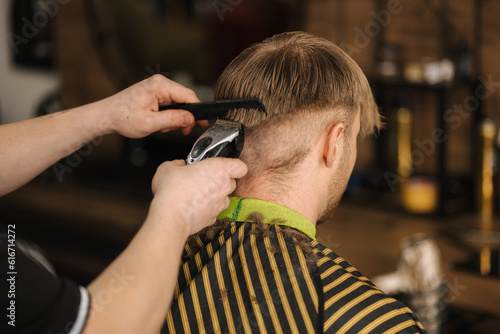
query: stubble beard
[{"left": 317, "top": 150, "right": 352, "bottom": 225}]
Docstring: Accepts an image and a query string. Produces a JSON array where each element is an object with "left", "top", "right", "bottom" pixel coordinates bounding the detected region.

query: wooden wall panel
[
  {"left": 56, "top": 0, "right": 118, "bottom": 109},
  {"left": 307, "top": 0, "right": 377, "bottom": 72},
  {"left": 482, "top": 0, "right": 500, "bottom": 127},
  {"left": 306, "top": 0, "right": 500, "bottom": 176}
]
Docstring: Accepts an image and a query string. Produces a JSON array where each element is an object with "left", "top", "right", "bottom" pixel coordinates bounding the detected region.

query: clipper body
[{"left": 186, "top": 119, "right": 244, "bottom": 164}]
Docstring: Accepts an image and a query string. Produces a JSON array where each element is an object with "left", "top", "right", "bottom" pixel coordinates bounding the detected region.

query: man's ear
[{"left": 323, "top": 123, "right": 345, "bottom": 168}]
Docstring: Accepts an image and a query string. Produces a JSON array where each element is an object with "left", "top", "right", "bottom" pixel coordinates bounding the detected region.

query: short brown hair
[{"left": 214, "top": 31, "right": 380, "bottom": 176}]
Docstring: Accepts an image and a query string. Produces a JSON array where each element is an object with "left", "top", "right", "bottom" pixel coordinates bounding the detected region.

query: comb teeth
[{"left": 159, "top": 98, "right": 267, "bottom": 120}]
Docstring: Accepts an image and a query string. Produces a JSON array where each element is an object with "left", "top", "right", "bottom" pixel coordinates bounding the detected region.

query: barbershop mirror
[{"left": 85, "top": 0, "right": 306, "bottom": 90}]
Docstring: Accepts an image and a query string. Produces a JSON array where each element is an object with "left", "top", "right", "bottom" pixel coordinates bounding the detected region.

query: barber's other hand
[
  {"left": 148, "top": 158, "right": 248, "bottom": 236},
  {"left": 102, "top": 75, "right": 208, "bottom": 138}
]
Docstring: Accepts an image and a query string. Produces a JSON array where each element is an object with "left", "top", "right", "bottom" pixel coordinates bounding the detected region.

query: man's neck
[{"left": 233, "top": 178, "right": 321, "bottom": 226}]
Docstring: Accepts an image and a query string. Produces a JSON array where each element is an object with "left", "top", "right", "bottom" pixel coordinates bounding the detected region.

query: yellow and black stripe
[{"left": 162, "top": 198, "right": 425, "bottom": 334}]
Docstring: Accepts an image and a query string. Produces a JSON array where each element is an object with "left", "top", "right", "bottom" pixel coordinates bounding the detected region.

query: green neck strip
[{"left": 217, "top": 197, "right": 316, "bottom": 240}]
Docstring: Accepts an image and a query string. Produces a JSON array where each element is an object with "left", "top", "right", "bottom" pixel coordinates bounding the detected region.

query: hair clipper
[
  {"left": 186, "top": 119, "right": 244, "bottom": 164},
  {"left": 160, "top": 98, "right": 266, "bottom": 164}
]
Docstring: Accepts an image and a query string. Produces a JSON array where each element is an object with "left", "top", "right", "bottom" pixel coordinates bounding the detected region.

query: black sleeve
[{"left": 0, "top": 223, "right": 90, "bottom": 334}]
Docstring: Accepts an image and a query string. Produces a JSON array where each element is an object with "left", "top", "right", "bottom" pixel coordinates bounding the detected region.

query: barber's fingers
[
  {"left": 180, "top": 157, "right": 248, "bottom": 178},
  {"left": 145, "top": 75, "right": 199, "bottom": 133},
  {"left": 147, "top": 74, "right": 208, "bottom": 135},
  {"left": 170, "top": 159, "right": 186, "bottom": 166},
  {"left": 222, "top": 196, "right": 231, "bottom": 213},
  {"left": 197, "top": 120, "right": 209, "bottom": 128},
  {"left": 181, "top": 123, "right": 196, "bottom": 135},
  {"left": 152, "top": 159, "right": 246, "bottom": 195},
  {"left": 159, "top": 116, "right": 209, "bottom": 135},
  {"left": 182, "top": 120, "right": 209, "bottom": 134},
  {"left": 147, "top": 74, "right": 199, "bottom": 105},
  {"left": 228, "top": 159, "right": 248, "bottom": 179},
  {"left": 164, "top": 158, "right": 247, "bottom": 172},
  {"left": 229, "top": 178, "right": 237, "bottom": 194},
  {"left": 154, "top": 109, "right": 195, "bottom": 133},
  {"left": 150, "top": 158, "right": 247, "bottom": 235}
]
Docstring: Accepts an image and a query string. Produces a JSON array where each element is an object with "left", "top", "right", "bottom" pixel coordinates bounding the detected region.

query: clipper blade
[{"left": 185, "top": 119, "right": 244, "bottom": 164}]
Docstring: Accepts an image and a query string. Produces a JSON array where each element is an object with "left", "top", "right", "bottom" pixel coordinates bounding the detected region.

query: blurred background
[{"left": 1, "top": 0, "right": 500, "bottom": 332}]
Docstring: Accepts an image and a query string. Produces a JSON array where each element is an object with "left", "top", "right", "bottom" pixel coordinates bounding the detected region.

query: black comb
[{"left": 159, "top": 98, "right": 267, "bottom": 120}]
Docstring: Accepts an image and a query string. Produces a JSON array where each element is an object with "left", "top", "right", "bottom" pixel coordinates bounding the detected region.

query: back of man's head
[{"left": 214, "top": 31, "right": 381, "bottom": 181}]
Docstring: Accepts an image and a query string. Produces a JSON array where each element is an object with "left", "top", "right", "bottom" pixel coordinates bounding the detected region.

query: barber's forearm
[
  {"left": 0, "top": 101, "right": 110, "bottom": 196},
  {"left": 0, "top": 76, "right": 202, "bottom": 197},
  {"left": 82, "top": 158, "right": 245, "bottom": 333},
  {"left": 84, "top": 210, "right": 189, "bottom": 334}
]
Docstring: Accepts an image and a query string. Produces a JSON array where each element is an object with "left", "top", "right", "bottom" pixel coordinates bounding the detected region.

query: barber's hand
[
  {"left": 102, "top": 75, "right": 208, "bottom": 138},
  {"left": 148, "top": 158, "right": 248, "bottom": 236}
]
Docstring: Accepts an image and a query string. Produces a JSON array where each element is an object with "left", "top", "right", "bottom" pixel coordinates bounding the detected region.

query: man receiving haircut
[{"left": 162, "top": 32, "right": 425, "bottom": 333}]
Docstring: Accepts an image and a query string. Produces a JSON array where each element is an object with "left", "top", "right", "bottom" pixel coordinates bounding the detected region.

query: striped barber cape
[{"left": 161, "top": 197, "right": 425, "bottom": 334}]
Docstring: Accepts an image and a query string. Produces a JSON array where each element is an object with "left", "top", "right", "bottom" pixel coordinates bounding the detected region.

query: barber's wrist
[
  {"left": 70, "top": 100, "right": 114, "bottom": 140},
  {"left": 90, "top": 97, "right": 116, "bottom": 136},
  {"left": 145, "top": 197, "right": 192, "bottom": 240}
]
